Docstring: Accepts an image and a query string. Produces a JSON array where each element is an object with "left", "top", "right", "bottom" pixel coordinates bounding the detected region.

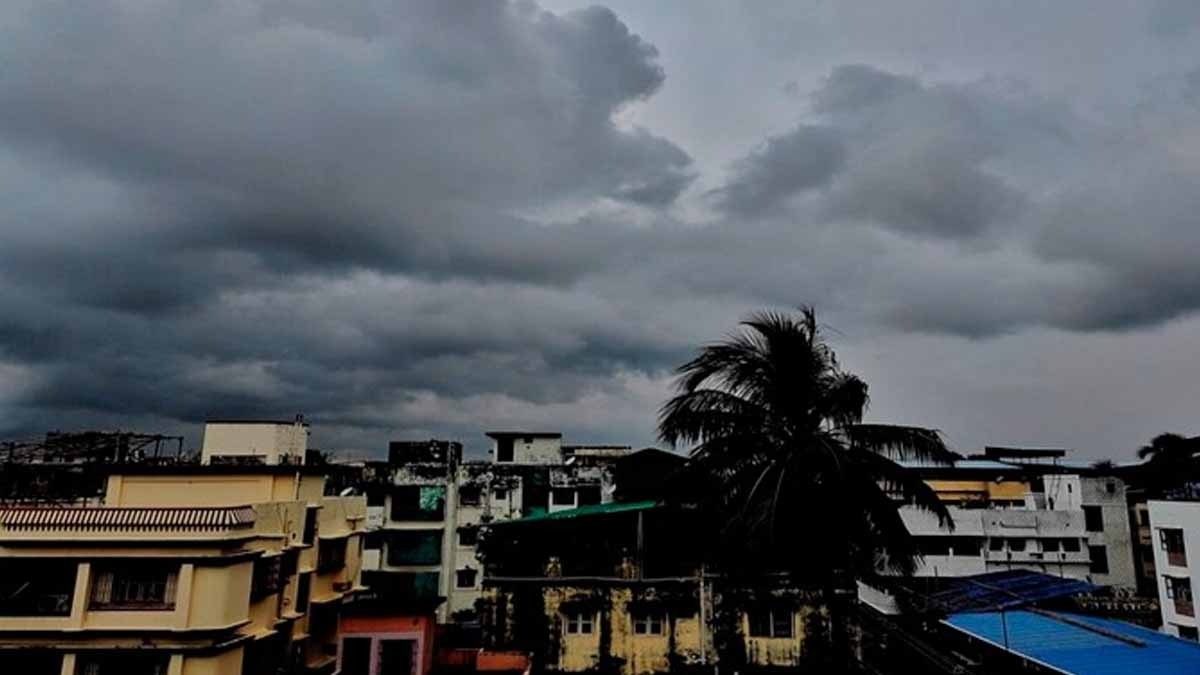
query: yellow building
[
  {"left": 480, "top": 502, "right": 828, "bottom": 675},
  {"left": 0, "top": 464, "right": 366, "bottom": 675}
]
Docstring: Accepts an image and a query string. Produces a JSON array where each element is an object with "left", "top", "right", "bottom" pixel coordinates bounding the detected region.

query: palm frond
[{"left": 845, "top": 424, "right": 958, "bottom": 463}]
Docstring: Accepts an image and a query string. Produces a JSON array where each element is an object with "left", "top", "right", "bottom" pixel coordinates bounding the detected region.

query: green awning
[{"left": 499, "top": 500, "right": 660, "bottom": 525}]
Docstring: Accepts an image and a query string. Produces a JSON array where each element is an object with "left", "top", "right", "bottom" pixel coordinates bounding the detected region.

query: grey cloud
[
  {"left": 5, "top": 0, "right": 1200, "bottom": 461},
  {"left": 710, "top": 125, "right": 845, "bottom": 216}
]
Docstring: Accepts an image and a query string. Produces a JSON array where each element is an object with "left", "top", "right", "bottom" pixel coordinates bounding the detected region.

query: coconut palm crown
[{"left": 658, "top": 307, "right": 956, "bottom": 578}]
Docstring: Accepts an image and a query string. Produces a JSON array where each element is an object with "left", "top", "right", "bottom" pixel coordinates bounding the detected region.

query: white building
[
  {"left": 199, "top": 418, "right": 308, "bottom": 465},
  {"left": 895, "top": 455, "right": 1136, "bottom": 587},
  {"left": 901, "top": 505, "right": 1092, "bottom": 580},
  {"left": 1147, "top": 500, "right": 1200, "bottom": 641},
  {"left": 363, "top": 433, "right": 630, "bottom": 624}
]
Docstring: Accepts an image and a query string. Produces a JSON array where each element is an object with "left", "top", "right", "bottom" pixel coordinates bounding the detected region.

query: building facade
[
  {"left": 480, "top": 502, "right": 829, "bottom": 675},
  {"left": 0, "top": 457, "right": 366, "bottom": 674},
  {"left": 362, "top": 433, "right": 631, "bottom": 625},
  {"left": 896, "top": 458, "right": 1138, "bottom": 588},
  {"left": 1147, "top": 499, "right": 1200, "bottom": 640}
]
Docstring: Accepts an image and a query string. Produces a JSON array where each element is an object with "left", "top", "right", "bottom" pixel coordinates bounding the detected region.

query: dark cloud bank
[{"left": 2, "top": 0, "right": 1200, "bottom": 456}]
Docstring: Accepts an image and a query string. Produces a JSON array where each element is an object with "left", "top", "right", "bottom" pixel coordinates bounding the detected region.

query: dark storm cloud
[
  {"left": 4, "top": 0, "right": 1200, "bottom": 458},
  {"left": 711, "top": 65, "right": 1035, "bottom": 238}
]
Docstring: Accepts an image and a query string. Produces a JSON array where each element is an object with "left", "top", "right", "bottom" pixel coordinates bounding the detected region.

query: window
[
  {"left": 317, "top": 539, "right": 347, "bottom": 573},
  {"left": 364, "top": 531, "right": 384, "bottom": 551},
  {"left": 1161, "top": 528, "right": 1188, "bottom": 567},
  {"left": 0, "top": 560, "right": 75, "bottom": 617},
  {"left": 0, "top": 652, "right": 61, "bottom": 675},
  {"left": 1179, "top": 625, "right": 1199, "bottom": 641},
  {"left": 241, "top": 634, "right": 288, "bottom": 675},
  {"left": 295, "top": 573, "right": 311, "bottom": 613},
  {"left": 456, "top": 568, "right": 477, "bottom": 588},
  {"left": 366, "top": 489, "right": 386, "bottom": 507},
  {"left": 496, "top": 439, "right": 514, "bottom": 463},
  {"left": 747, "top": 609, "right": 793, "bottom": 638},
  {"left": 551, "top": 488, "right": 575, "bottom": 506},
  {"left": 1165, "top": 576, "right": 1194, "bottom": 617},
  {"left": 76, "top": 653, "right": 169, "bottom": 675},
  {"left": 1083, "top": 505, "right": 1104, "bottom": 532},
  {"left": 564, "top": 610, "right": 595, "bottom": 634},
  {"left": 252, "top": 556, "right": 284, "bottom": 599},
  {"left": 341, "top": 637, "right": 372, "bottom": 675},
  {"left": 302, "top": 506, "right": 319, "bottom": 545},
  {"left": 390, "top": 486, "right": 446, "bottom": 521},
  {"left": 1089, "top": 545, "right": 1109, "bottom": 574},
  {"left": 1042, "top": 539, "right": 1060, "bottom": 553},
  {"left": 988, "top": 538, "right": 1005, "bottom": 552},
  {"left": 90, "top": 564, "right": 178, "bottom": 610},
  {"left": 1007, "top": 538, "right": 1027, "bottom": 552},
  {"left": 953, "top": 538, "right": 982, "bottom": 556},
  {"left": 1062, "top": 538, "right": 1081, "bottom": 553},
  {"left": 633, "top": 611, "right": 665, "bottom": 635},
  {"left": 385, "top": 530, "right": 443, "bottom": 566},
  {"left": 458, "top": 527, "right": 478, "bottom": 547},
  {"left": 1139, "top": 509, "right": 1150, "bottom": 527},
  {"left": 918, "top": 538, "right": 950, "bottom": 556},
  {"left": 577, "top": 486, "right": 602, "bottom": 506},
  {"left": 281, "top": 549, "right": 299, "bottom": 578},
  {"left": 493, "top": 488, "right": 509, "bottom": 501},
  {"left": 459, "top": 485, "right": 482, "bottom": 507}
]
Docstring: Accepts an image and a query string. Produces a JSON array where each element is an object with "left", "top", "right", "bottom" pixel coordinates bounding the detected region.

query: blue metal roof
[
  {"left": 923, "top": 570, "right": 1097, "bottom": 614},
  {"left": 945, "top": 610, "right": 1200, "bottom": 674}
]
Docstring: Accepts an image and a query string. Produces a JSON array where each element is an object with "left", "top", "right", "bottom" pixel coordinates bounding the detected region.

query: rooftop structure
[
  {"left": 200, "top": 417, "right": 309, "bottom": 466},
  {"left": 945, "top": 610, "right": 1200, "bottom": 674}
]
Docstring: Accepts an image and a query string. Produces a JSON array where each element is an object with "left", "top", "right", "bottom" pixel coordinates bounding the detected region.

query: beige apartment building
[{"left": 0, "top": 425, "right": 366, "bottom": 675}]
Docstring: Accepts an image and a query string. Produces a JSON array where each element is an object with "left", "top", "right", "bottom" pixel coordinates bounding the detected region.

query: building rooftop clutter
[{"left": 944, "top": 610, "right": 1200, "bottom": 674}]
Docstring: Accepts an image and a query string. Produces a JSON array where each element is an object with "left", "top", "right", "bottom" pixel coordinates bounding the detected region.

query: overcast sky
[{"left": 3, "top": 0, "right": 1200, "bottom": 459}]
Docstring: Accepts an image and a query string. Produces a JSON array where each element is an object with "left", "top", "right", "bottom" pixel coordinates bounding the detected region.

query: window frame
[
  {"left": 563, "top": 610, "right": 595, "bottom": 635},
  {"left": 632, "top": 611, "right": 666, "bottom": 635},
  {"left": 89, "top": 563, "right": 179, "bottom": 611},
  {"left": 747, "top": 609, "right": 793, "bottom": 638},
  {"left": 455, "top": 568, "right": 477, "bottom": 589}
]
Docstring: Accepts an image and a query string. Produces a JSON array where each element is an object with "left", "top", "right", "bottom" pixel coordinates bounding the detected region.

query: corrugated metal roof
[
  {"left": 945, "top": 610, "right": 1200, "bottom": 674},
  {"left": 0, "top": 505, "right": 256, "bottom": 530},
  {"left": 921, "top": 570, "right": 1097, "bottom": 614}
]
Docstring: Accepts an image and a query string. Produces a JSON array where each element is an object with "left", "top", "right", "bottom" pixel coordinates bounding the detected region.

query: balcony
[
  {"left": 1176, "top": 597, "right": 1195, "bottom": 618},
  {"left": 0, "top": 560, "right": 76, "bottom": 617}
]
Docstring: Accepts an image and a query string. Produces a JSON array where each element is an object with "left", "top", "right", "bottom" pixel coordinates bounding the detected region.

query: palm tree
[
  {"left": 1136, "top": 433, "right": 1200, "bottom": 494},
  {"left": 658, "top": 308, "right": 956, "bottom": 665}
]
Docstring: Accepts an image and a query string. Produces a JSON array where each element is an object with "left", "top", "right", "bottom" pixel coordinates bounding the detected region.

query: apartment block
[
  {"left": 0, "top": 459, "right": 365, "bottom": 675},
  {"left": 896, "top": 455, "right": 1138, "bottom": 588},
  {"left": 361, "top": 433, "right": 632, "bottom": 625},
  {"left": 1147, "top": 499, "right": 1200, "bottom": 641}
]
